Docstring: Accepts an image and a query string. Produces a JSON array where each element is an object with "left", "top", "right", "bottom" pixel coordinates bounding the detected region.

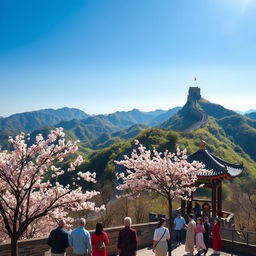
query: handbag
[{"left": 97, "top": 240, "right": 106, "bottom": 251}]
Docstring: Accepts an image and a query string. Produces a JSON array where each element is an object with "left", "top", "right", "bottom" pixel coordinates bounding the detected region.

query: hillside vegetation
[
  {"left": 161, "top": 97, "right": 256, "bottom": 161},
  {"left": 246, "top": 112, "right": 256, "bottom": 120}
]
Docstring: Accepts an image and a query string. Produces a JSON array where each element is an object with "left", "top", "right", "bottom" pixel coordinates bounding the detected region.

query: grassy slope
[{"left": 60, "top": 122, "right": 255, "bottom": 188}]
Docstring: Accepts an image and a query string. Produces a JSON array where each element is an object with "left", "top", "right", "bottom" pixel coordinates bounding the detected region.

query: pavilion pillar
[
  {"left": 212, "top": 181, "right": 217, "bottom": 217},
  {"left": 217, "top": 180, "right": 222, "bottom": 217}
]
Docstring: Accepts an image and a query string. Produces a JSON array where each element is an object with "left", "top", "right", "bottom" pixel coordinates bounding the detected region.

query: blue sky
[{"left": 0, "top": 0, "right": 256, "bottom": 116}]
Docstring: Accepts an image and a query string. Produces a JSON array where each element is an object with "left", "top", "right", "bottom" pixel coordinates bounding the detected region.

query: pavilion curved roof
[{"left": 187, "top": 148, "right": 244, "bottom": 179}]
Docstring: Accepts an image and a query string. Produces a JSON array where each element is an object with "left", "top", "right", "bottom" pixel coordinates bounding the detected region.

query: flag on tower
[{"left": 194, "top": 76, "right": 197, "bottom": 81}]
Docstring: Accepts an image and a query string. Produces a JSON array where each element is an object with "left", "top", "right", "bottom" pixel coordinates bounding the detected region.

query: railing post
[
  {"left": 232, "top": 229, "right": 234, "bottom": 243},
  {"left": 246, "top": 231, "right": 249, "bottom": 246}
]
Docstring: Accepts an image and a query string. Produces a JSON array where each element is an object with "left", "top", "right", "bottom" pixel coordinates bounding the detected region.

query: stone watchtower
[{"left": 188, "top": 87, "right": 201, "bottom": 101}]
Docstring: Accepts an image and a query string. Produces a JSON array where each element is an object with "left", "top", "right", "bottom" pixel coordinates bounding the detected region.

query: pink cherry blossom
[
  {"left": 115, "top": 142, "right": 209, "bottom": 243},
  {"left": 0, "top": 128, "right": 104, "bottom": 256}
]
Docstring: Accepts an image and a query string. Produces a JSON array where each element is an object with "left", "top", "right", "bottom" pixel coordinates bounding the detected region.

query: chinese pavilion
[{"left": 181, "top": 141, "right": 244, "bottom": 217}]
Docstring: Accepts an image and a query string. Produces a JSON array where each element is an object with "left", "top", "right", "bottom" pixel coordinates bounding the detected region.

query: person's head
[
  {"left": 157, "top": 217, "right": 166, "bottom": 228},
  {"left": 79, "top": 218, "right": 86, "bottom": 227},
  {"left": 188, "top": 214, "right": 194, "bottom": 221},
  {"left": 215, "top": 217, "right": 220, "bottom": 225},
  {"left": 204, "top": 217, "right": 209, "bottom": 223},
  {"left": 58, "top": 219, "right": 65, "bottom": 228},
  {"left": 95, "top": 222, "right": 103, "bottom": 235},
  {"left": 124, "top": 217, "right": 132, "bottom": 227},
  {"left": 197, "top": 217, "right": 203, "bottom": 225},
  {"left": 177, "top": 212, "right": 182, "bottom": 218}
]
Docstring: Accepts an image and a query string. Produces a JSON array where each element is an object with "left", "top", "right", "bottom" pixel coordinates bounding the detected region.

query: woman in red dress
[
  {"left": 91, "top": 222, "right": 110, "bottom": 256},
  {"left": 212, "top": 218, "right": 222, "bottom": 253}
]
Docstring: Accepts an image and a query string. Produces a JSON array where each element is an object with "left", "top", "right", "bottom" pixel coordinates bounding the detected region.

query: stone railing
[
  {"left": 221, "top": 228, "right": 256, "bottom": 256},
  {"left": 0, "top": 222, "right": 157, "bottom": 256}
]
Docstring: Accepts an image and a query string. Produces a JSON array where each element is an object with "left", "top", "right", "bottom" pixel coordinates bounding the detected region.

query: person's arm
[
  {"left": 117, "top": 230, "right": 121, "bottom": 249},
  {"left": 204, "top": 223, "right": 209, "bottom": 234},
  {"left": 86, "top": 232, "right": 92, "bottom": 256},
  {"left": 91, "top": 233, "right": 95, "bottom": 247},
  {"left": 166, "top": 228, "right": 170, "bottom": 240},
  {"left": 69, "top": 232, "right": 73, "bottom": 247},
  {"left": 183, "top": 218, "right": 186, "bottom": 229},
  {"left": 134, "top": 230, "right": 138, "bottom": 251},
  {"left": 103, "top": 232, "right": 110, "bottom": 246},
  {"left": 152, "top": 229, "right": 157, "bottom": 252},
  {"left": 47, "top": 231, "right": 53, "bottom": 247},
  {"left": 64, "top": 232, "right": 69, "bottom": 248}
]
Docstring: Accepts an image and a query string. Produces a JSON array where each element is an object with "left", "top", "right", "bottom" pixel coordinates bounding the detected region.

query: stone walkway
[{"left": 137, "top": 244, "right": 241, "bottom": 256}]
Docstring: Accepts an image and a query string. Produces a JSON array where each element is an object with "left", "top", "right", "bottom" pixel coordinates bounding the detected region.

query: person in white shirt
[{"left": 153, "top": 218, "right": 170, "bottom": 256}]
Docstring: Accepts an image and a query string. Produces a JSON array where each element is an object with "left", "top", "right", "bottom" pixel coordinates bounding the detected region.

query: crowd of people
[
  {"left": 174, "top": 213, "right": 222, "bottom": 256},
  {"left": 47, "top": 217, "right": 137, "bottom": 256},
  {"left": 47, "top": 213, "right": 222, "bottom": 256}
]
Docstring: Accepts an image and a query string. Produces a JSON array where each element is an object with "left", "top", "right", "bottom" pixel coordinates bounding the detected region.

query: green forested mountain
[
  {"left": 1, "top": 88, "right": 256, "bottom": 185},
  {"left": 0, "top": 107, "right": 179, "bottom": 150},
  {"left": 246, "top": 112, "right": 256, "bottom": 120},
  {"left": 0, "top": 107, "right": 89, "bottom": 131},
  {"left": 81, "top": 124, "right": 147, "bottom": 150},
  {"left": 160, "top": 89, "right": 256, "bottom": 161},
  {"left": 62, "top": 124, "right": 255, "bottom": 187}
]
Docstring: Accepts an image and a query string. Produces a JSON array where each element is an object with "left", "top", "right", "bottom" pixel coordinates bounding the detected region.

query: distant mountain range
[
  {"left": 236, "top": 109, "right": 256, "bottom": 115},
  {"left": 1, "top": 88, "right": 256, "bottom": 192},
  {"left": 0, "top": 106, "right": 181, "bottom": 151},
  {"left": 0, "top": 107, "right": 89, "bottom": 131},
  {"left": 1, "top": 90, "right": 256, "bottom": 164},
  {"left": 245, "top": 112, "right": 256, "bottom": 120}
]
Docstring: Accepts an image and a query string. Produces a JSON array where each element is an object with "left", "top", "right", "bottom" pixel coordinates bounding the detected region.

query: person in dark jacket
[
  {"left": 47, "top": 219, "right": 69, "bottom": 256},
  {"left": 118, "top": 217, "right": 138, "bottom": 256},
  {"left": 203, "top": 217, "right": 210, "bottom": 253}
]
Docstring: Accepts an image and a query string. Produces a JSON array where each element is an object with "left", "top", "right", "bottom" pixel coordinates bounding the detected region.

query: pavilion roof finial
[{"left": 199, "top": 140, "right": 206, "bottom": 150}]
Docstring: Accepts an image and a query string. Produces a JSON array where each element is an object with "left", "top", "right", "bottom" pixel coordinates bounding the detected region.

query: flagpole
[{"left": 194, "top": 76, "right": 197, "bottom": 87}]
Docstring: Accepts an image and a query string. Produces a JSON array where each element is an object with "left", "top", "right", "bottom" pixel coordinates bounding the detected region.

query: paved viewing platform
[
  {"left": 137, "top": 245, "right": 241, "bottom": 256},
  {"left": 0, "top": 222, "right": 255, "bottom": 256}
]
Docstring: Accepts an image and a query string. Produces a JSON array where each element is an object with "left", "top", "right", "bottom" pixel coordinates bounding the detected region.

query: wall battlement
[{"left": 188, "top": 87, "right": 201, "bottom": 101}]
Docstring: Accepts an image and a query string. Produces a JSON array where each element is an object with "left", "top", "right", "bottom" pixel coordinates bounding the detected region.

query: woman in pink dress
[
  {"left": 212, "top": 218, "right": 222, "bottom": 253},
  {"left": 91, "top": 222, "right": 110, "bottom": 256},
  {"left": 195, "top": 217, "right": 206, "bottom": 256}
]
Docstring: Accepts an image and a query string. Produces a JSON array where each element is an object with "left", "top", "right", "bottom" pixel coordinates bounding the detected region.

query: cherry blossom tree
[
  {"left": 0, "top": 128, "right": 104, "bottom": 256},
  {"left": 115, "top": 141, "right": 207, "bottom": 251}
]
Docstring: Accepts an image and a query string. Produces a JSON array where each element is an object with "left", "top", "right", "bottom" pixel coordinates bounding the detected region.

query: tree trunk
[
  {"left": 11, "top": 237, "right": 18, "bottom": 256},
  {"left": 168, "top": 199, "right": 173, "bottom": 256}
]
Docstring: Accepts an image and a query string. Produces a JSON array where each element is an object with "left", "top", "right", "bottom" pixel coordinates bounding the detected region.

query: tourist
[
  {"left": 47, "top": 219, "right": 69, "bottom": 256},
  {"left": 152, "top": 217, "right": 170, "bottom": 256},
  {"left": 185, "top": 214, "right": 196, "bottom": 256},
  {"left": 195, "top": 217, "right": 206, "bottom": 256},
  {"left": 70, "top": 218, "right": 92, "bottom": 256},
  {"left": 117, "top": 217, "right": 137, "bottom": 256},
  {"left": 174, "top": 212, "right": 186, "bottom": 245},
  {"left": 212, "top": 218, "right": 222, "bottom": 253},
  {"left": 203, "top": 217, "right": 210, "bottom": 253},
  {"left": 91, "top": 222, "right": 109, "bottom": 256},
  {"left": 194, "top": 203, "right": 202, "bottom": 220}
]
